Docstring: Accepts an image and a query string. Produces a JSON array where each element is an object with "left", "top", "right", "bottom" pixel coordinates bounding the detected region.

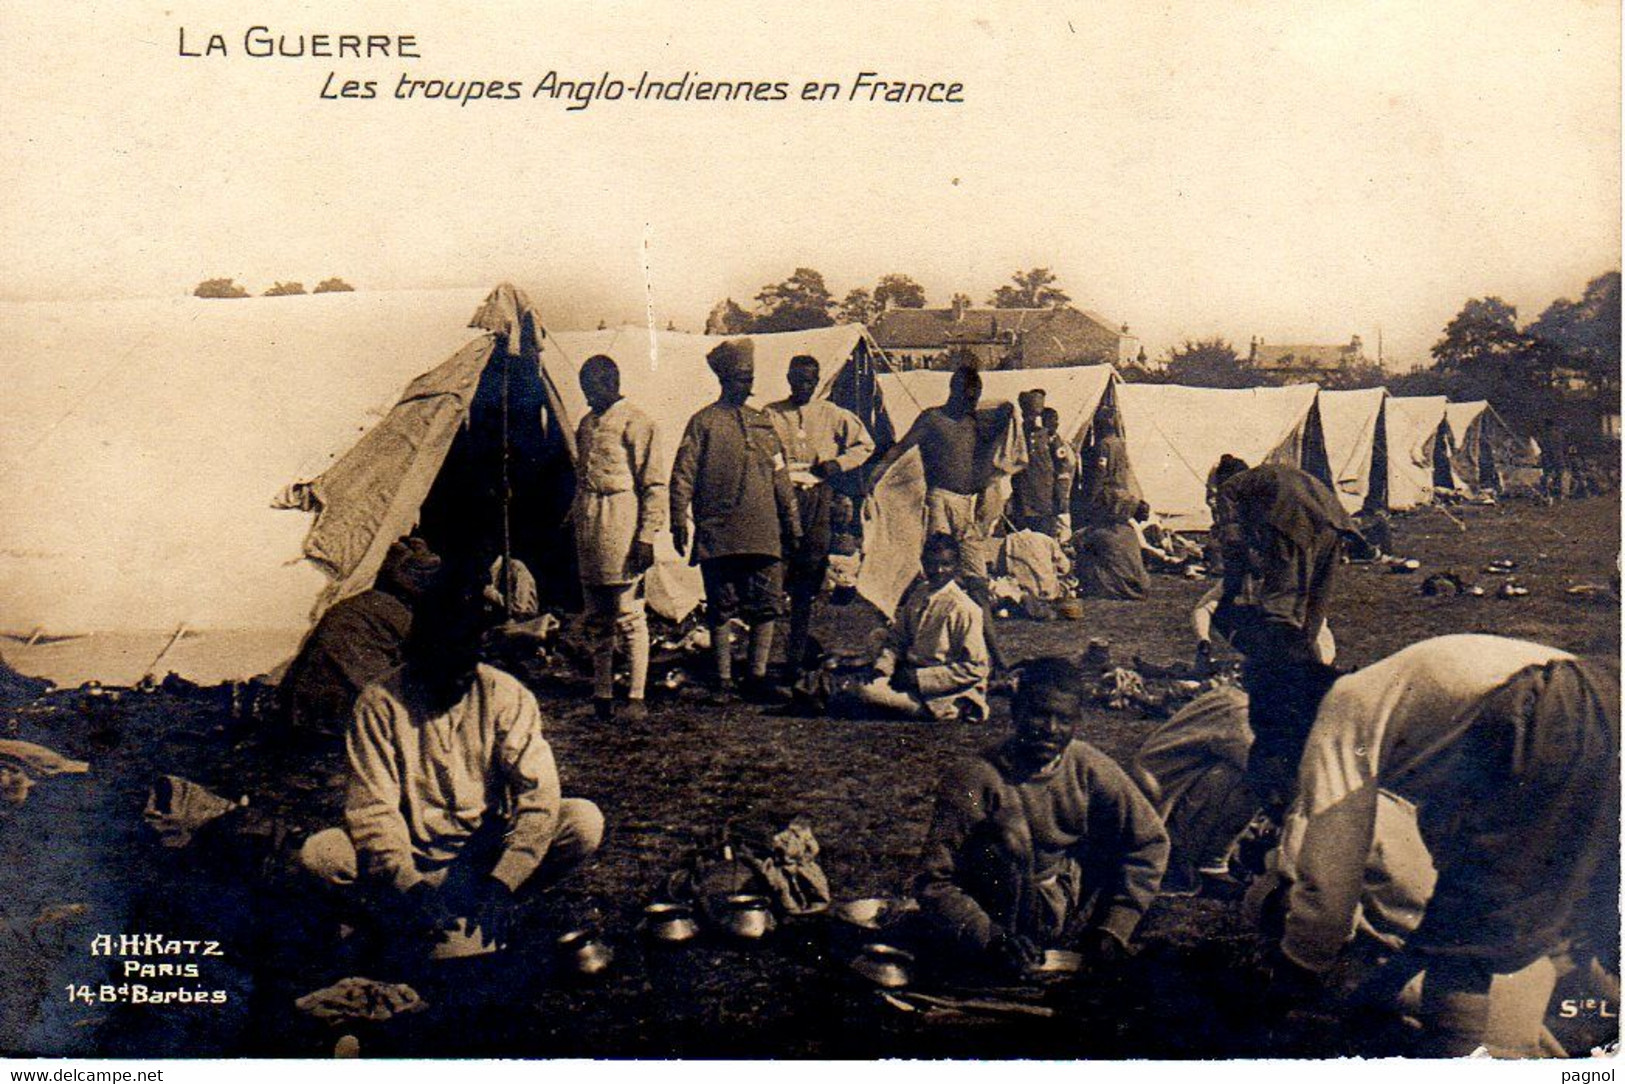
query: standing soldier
[
  {"left": 1209, "top": 459, "right": 1361, "bottom": 805},
  {"left": 765, "top": 354, "right": 875, "bottom": 675},
  {"left": 868, "top": 366, "right": 1010, "bottom": 670},
  {"left": 573, "top": 355, "right": 666, "bottom": 722},
  {"left": 1010, "top": 389, "right": 1060, "bottom": 534},
  {"left": 1042, "top": 406, "right": 1075, "bottom": 540},
  {"left": 670, "top": 339, "right": 801, "bottom": 701}
]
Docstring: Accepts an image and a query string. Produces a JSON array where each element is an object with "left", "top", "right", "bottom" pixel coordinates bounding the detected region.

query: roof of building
[
  {"left": 1249, "top": 341, "right": 1362, "bottom": 371},
  {"left": 872, "top": 306, "right": 1129, "bottom": 350}
]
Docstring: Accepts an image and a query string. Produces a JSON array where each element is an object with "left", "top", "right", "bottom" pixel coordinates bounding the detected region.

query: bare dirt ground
[{"left": 2, "top": 495, "right": 1617, "bottom": 1058}]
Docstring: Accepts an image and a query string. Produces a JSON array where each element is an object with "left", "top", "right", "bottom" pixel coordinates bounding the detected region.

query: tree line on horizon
[
  {"left": 705, "top": 267, "right": 1073, "bottom": 335},
  {"left": 193, "top": 277, "right": 355, "bottom": 299},
  {"left": 704, "top": 265, "right": 1617, "bottom": 445},
  {"left": 1119, "top": 271, "right": 1619, "bottom": 446}
]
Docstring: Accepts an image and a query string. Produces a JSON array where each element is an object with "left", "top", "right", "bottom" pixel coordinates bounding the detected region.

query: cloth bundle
[
  {"left": 295, "top": 977, "right": 428, "bottom": 1023},
  {"left": 0, "top": 739, "right": 89, "bottom": 807}
]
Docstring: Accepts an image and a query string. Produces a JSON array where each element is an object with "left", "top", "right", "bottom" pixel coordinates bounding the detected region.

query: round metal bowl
[
  {"left": 850, "top": 943, "right": 914, "bottom": 989},
  {"left": 642, "top": 902, "right": 700, "bottom": 944},
  {"left": 555, "top": 928, "right": 614, "bottom": 977},
  {"left": 721, "top": 894, "right": 776, "bottom": 940},
  {"left": 832, "top": 898, "right": 889, "bottom": 930}
]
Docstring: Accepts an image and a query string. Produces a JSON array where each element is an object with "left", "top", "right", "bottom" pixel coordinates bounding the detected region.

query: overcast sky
[{"left": 2, "top": 0, "right": 1617, "bottom": 365}]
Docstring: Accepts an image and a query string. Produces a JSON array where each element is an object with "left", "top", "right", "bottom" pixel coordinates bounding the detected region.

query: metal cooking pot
[
  {"left": 850, "top": 943, "right": 914, "bottom": 989},
  {"left": 555, "top": 928, "right": 614, "bottom": 977},
  {"left": 641, "top": 902, "right": 700, "bottom": 944},
  {"left": 721, "top": 894, "right": 776, "bottom": 940}
]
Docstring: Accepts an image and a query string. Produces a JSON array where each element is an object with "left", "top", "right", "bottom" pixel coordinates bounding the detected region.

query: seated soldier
[
  {"left": 299, "top": 581, "right": 604, "bottom": 955},
  {"left": 829, "top": 533, "right": 990, "bottom": 722},
  {"left": 1130, "top": 502, "right": 1203, "bottom": 572},
  {"left": 280, "top": 537, "right": 441, "bottom": 738},
  {"left": 916, "top": 657, "right": 1169, "bottom": 974},
  {"left": 995, "top": 526, "right": 1072, "bottom": 603}
]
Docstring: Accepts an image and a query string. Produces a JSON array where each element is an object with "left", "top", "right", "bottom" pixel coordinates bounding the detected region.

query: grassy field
[{"left": 1, "top": 495, "right": 1618, "bottom": 1058}]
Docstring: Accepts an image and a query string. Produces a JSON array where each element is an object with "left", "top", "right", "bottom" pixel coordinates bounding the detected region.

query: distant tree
[
  {"left": 1431, "top": 297, "right": 1525, "bottom": 373},
  {"left": 836, "top": 288, "right": 878, "bottom": 325},
  {"left": 1163, "top": 337, "right": 1260, "bottom": 388},
  {"left": 873, "top": 274, "right": 927, "bottom": 311},
  {"left": 193, "top": 277, "right": 249, "bottom": 299},
  {"left": 1527, "top": 271, "right": 1621, "bottom": 399},
  {"left": 1320, "top": 358, "right": 1390, "bottom": 390},
  {"left": 949, "top": 292, "right": 974, "bottom": 310},
  {"left": 752, "top": 267, "right": 835, "bottom": 332},
  {"left": 705, "top": 297, "right": 753, "bottom": 335},
  {"left": 313, "top": 277, "right": 355, "bottom": 293},
  {"left": 264, "top": 281, "right": 306, "bottom": 297},
  {"left": 1117, "top": 358, "right": 1170, "bottom": 384},
  {"left": 1430, "top": 296, "right": 1538, "bottom": 411},
  {"left": 988, "top": 268, "right": 1070, "bottom": 309},
  {"left": 1388, "top": 365, "right": 1452, "bottom": 398}
]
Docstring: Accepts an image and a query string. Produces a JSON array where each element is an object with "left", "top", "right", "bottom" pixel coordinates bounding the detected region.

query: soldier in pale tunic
[
  {"left": 765, "top": 353, "right": 874, "bottom": 674},
  {"left": 573, "top": 355, "right": 667, "bottom": 721}
]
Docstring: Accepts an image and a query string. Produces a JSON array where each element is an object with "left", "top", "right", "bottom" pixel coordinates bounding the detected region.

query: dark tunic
[
  {"left": 670, "top": 402, "right": 798, "bottom": 564},
  {"left": 1211, "top": 463, "right": 1359, "bottom": 655},
  {"left": 1011, "top": 421, "right": 1060, "bottom": 521},
  {"left": 1403, "top": 658, "right": 1620, "bottom": 972},
  {"left": 281, "top": 590, "right": 413, "bottom": 737},
  {"left": 1075, "top": 433, "right": 1139, "bottom": 526},
  {"left": 1075, "top": 522, "right": 1150, "bottom": 600},
  {"left": 916, "top": 739, "right": 1168, "bottom": 955}
]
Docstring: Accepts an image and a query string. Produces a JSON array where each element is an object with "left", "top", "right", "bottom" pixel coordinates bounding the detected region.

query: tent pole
[{"left": 500, "top": 345, "right": 514, "bottom": 617}]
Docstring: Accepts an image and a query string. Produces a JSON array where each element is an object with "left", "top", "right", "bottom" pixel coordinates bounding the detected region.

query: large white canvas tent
[
  {"left": 1114, "top": 383, "right": 1330, "bottom": 531},
  {"left": 0, "top": 288, "right": 494, "bottom": 687},
  {"left": 1384, "top": 395, "right": 1453, "bottom": 509},
  {"left": 535, "top": 322, "right": 881, "bottom": 622},
  {"left": 855, "top": 366, "right": 1120, "bottom": 617},
  {"left": 1317, "top": 388, "right": 1389, "bottom": 514},
  {"left": 1443, "top": 400, "right": 1540, "bottom": 494},
  {"left": 1, "top": 285, "right": 883, "bottom": 688}
]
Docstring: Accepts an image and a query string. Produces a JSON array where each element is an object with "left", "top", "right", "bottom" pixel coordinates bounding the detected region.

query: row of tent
[{"left": 0, "top": 285, "right": 1537, "bottom": 689}]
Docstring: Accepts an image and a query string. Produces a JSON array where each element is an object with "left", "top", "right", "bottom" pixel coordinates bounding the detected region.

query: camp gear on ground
[
  {"left": 996, "top": 530, "right": 1071, "bottom": 602},
  {"left": 295, "top": 978, "right": 428, "bottom": 1023},
  {"left": 142, "top": 775, "right": 243, "bottom": 848},
  {"left": 427, "top": 917, "right": 501, "bottom": 961},
  {"left": 664, "top": 817, "right": 835, "bottom": 924},
  {"left": 0, "top": 739, "right": 89, "bottom": 778}
]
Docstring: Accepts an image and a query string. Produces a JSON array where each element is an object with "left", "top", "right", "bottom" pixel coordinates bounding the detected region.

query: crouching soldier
[
  {"left": 915, "top": 656, "right": 1168, "bottom": 974},
  {"left": 299, "top": 582, "right": 604, "bottom": 954}
]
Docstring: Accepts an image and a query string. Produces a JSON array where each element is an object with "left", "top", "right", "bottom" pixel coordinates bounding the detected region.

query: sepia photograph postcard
[{"left": 1, "top": 0, "right": 1619, "bottom": 1069}]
